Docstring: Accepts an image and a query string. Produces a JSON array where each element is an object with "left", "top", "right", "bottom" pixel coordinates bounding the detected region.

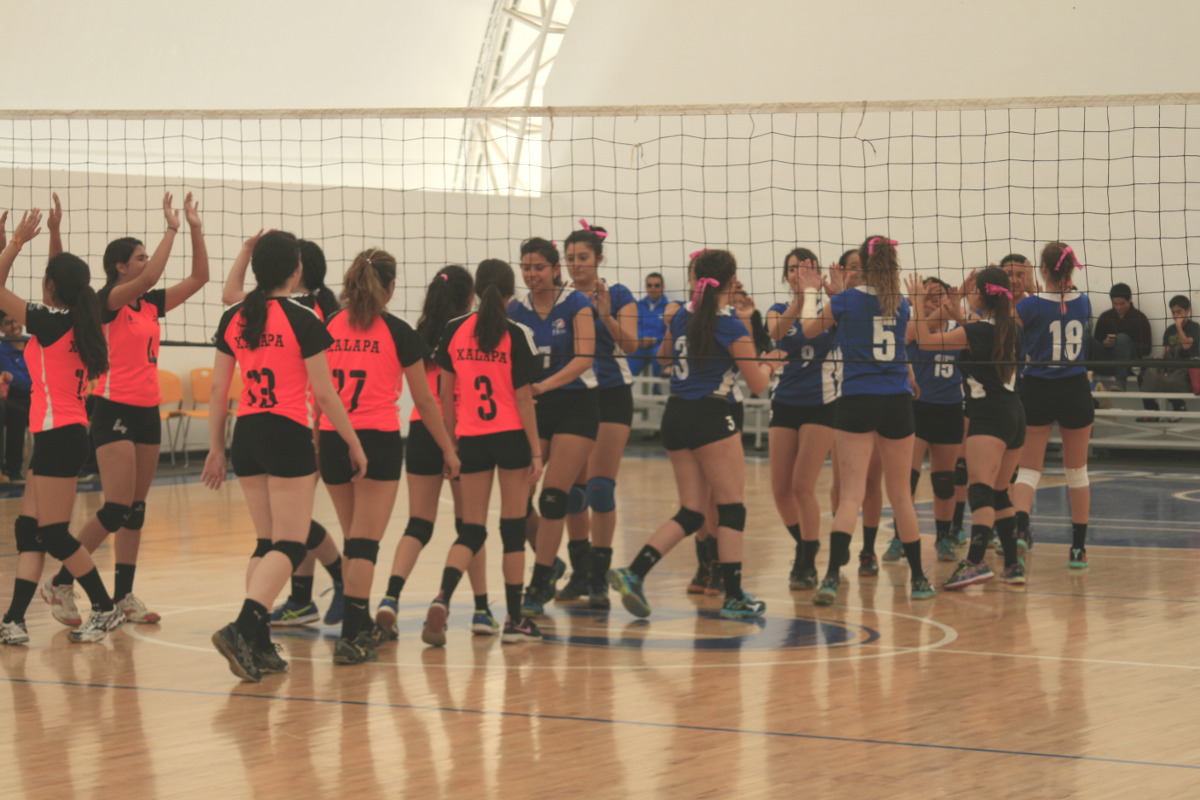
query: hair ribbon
[
  {"left": 868, "top": 237, "right": 898, "bottom": 257},
  {"left": 1055, "top": 245, "right": 1082, "bottom": 271},
  {"left": 984, "top": 282, "right": 1012, "bottom": 301},
  {"left": 439, "top": 273, "right": 449, "bottom": 281},
  {"left": 689, "top": 248, "right": 709, "bottom": 261},
  {"left": 579, "top": 218, "right": 607, "bottom": 239},
  {"left": 692, "top": 277, "right": 719, "bottom": 305}
]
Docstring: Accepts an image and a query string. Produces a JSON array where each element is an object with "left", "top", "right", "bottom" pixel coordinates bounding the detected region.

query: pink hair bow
[
  {"left": 692, "top": 277, "right": 720, "bottom": 305},
  {"left": 984, "top": 282, "right": 1012, "bottom": 301},
  {"left": 689, "top": 248, "right": 709, "bottom": 261},
  {"left": 440, "top": 273, "right": 449, "bottom": 281},
  {"left": 1055, "top": 245, "right": 1082, "bottom": 271},
  {"left": 579, "top": 218, "right": 608, "bottom": 239},
  {"left": 868, "top": 237, "right": 898, "bottom": 257}
]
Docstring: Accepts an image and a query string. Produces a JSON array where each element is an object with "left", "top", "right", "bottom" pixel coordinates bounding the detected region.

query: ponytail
[
  {"left": 858, "top": 235, "right": 902, "bottom": 318},
  {"left": 474, "top": 258, "right": 515, "bottom": 352},
  {"left": 240, "top": 231, "right": 300, "bottom": 350},
  {"left": 977, "top": 266, "right": 1017, "bottom": 384},
  {"left": 298, "top": 239, "right": 339, "bottom": 318},
  {"left": 417, "top": 265, "right": 474, "bottom": 353},
  {"left": 239, "top": 289, "right": 270, "bottom": 351},
  {"left": 1039, "top": 241, "right": 1079, "bottom": 289},
  {"left": 45, "top": 253, "right": 109, "bottom": 380},
  {"left": 685, "top": 249, "right": 737, "bottom": 361},
  {"left": 342, "top": 248, "right": 397, "bottom": 329}
]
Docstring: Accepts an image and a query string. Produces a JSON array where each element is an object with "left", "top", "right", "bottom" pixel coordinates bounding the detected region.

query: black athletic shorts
[
  {"left": 535, "top": 388, "right": 599, "bottom": 441},
  {"left": 1019, "top": 373, "right": 1095, "bottom": 430},
  {"left": 966, "top": 394, "right": 1026, "bottom": 450},
  {"left": 231, "top": 414, "right": 316, "bottom": 479},
  {"left": 661, "top": 396, "right": 739, "bottom": 451},
  {"left": 90, "top": 397, "right": 163, "bottom": 447},
  {"left": 598, "top": 384, "right": 634, "bottom": 426},
  {"left": 320, "top": 429, "right": 403, "bottom": 484},
  {"left": 458, "top": 429, "right": 533, "bottom": 474},
  {"left": 769, "top": 399, "right": 837, "bottom": 430},
  {"left": 405, "top": 419, "right": 445, "bottom": 477},
  {"left": 913, "top": 400, "right": 965, "bottom": 445},
  {"left": 30, "top": 424, "right": 89, "bottom": 478},
  {"left": 835, "top": 393, "right": 915, "bottom": 439}
]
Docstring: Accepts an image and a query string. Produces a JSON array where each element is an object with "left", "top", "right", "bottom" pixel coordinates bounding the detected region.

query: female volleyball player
[
  {"left": 422, "top": 258, "right": 544, "bottom": 644},
  {"left": 608, "top": 249, "right": 779, "bottom": 619},
  {"left": 557, "top": 220, "right": 640, "bottom": 609},
  {"left": 797, "top": 235, "right": 935, "bottom": 605},
  {"left": 319, "top": 249, "right": 459, "bottom": 664},
  {"left": 0, "top": 209, "right": 123, "bottom": 645},
  {"left": 907, "top": 267, "right": 1027, "bottom": 585},
  {"left": 507, "top": 237, "right": 597, "bottom": 617},
  {"left": 765, "top": 247, "right": 839, "bottom": 591},
  {"left": 43, "top": 191, "right": 209, "bottom": 627},
  {"left": 375, "top": 265, "right": 498, "bottom": 639},
  {"left": 204, "top": 230, "right": 365, "bottom": 682},
  {"left": 1012, "top": 243, "right": 1093, "bottom": 568}
]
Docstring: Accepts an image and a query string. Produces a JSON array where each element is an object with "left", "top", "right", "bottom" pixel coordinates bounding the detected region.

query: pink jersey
[
  {"left": 24, "top": 303, "right": 91, "bottom": 432},
  {"left": 94, "top": 287, "right": 165, "bottom": 406}
]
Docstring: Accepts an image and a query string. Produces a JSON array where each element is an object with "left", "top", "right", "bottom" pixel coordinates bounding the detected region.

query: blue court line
[{"left": 3, "top": 676, "right": 1196, "bottom": 772}]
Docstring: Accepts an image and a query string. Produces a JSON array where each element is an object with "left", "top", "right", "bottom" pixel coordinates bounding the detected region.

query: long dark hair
[
  {"left": 474, "top": 259, "right": 515, "bottom": 353},
  {"left": 417, "top": 264, "right": 474, "bottom": 353},
  {"left": 563, "top": 223, "right": 606, "bottom": 260},
  {"left": 240, "top": 231, "right": 300, "bottom": 350},
  {"left": 102, "top": 237, "right": 143, "bottom": 288},
  {"left": 686, "top": 249, "right": 737, "bottom": 360},
  {"left": 1039, "top": 241, "right": 1079, "bottom": 290},
  {"left": 858, "top": 235, "right": 902, "bottom": 318},
  {"left": 341, "top": 248, "right": 396, "bottom": 329},
  {"left": 298, "top": 239, "right": 339, "bottom": 318},
  {"left": 46, "top": 253, "right": 108, "bottom": 380},
  {"left": 976, "top": 266, "right": 1017, "bottom": 385},
  {"left": 520, "top": 237, "right": 562, "bottom": 287}
]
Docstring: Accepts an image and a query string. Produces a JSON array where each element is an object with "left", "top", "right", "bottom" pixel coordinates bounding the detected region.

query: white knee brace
[
  {"left": 1014, "top": 468, "right": 1042, "bottom": 489},
  {"left": 1063, "top": 466, "right": 1090, "bottom": 489}
]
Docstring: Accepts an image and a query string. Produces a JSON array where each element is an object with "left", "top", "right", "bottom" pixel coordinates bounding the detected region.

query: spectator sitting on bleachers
[
  {"left": 1092, "top": 283, "right": 1152, "bottom": 389},
  {"left": 1138, "top": 294, "right": 1199, "bottom": 418}
]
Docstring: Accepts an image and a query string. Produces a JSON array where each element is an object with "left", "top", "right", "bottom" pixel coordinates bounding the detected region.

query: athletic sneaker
[
  {"left": 364, "top": 621, "right": 397, "bottom": 647},
  {"left": 955, "top": 527, "right": 968, "bottom": 547},
  {"left": 548, "top": 556, "right": 567, "bottom": 594},
  {"left": 812, "top": 573, "right": 840, "bottom": 606},
  {"left": 607, "top": 567, "right": 651, "bottom": 618},
  {"left": 942, "top": 560, "right": 994, "bottom": 590},
  {"left": 471, "top": 608, "right": 501, "bottom": 635},
  {"left": 999, "top": 563, "right": 1027, "bottom": 585},
  {"left": 40, "top": 578, "right": 82, "bottom": 627},
  {"left": 333, "top": 633, "right": 378, "bottom": 665},
  {"left": 0, "top": 620, "right": 29, "bottom": 646},
  {"left": 501, "top": 615, "right": 542, "bottom": 643},
  {"left": 269, "top": 598, "right": 320, "bottom": 627},
  {"left": 588, "top": 578, "right": 611, "bottom": 610},
  {"left": 375, "top": 596, "right": 399, "bottom": 639},
  {"left": 935, "top": 538, "right": 958, "bottom": 563},
  {"left": 858, "top": 552, "right": 879, "bottom": 578},
  {"left": 1068, "top": 548, "right": 1089, "bottom": 570},
  {"left": 989, "top": 530, "right": 1001, "bottom": 550},
  {"left": 910, "top": 576, "right": 936, "bottom": 600},
  {"left": 117, "top": 594, "right": 161, "bottom": 624},
  {"left": 687, "top": 560, "right": 712, "bottom": 594},
  {"left": 212, "top": 623, "right": 262, "bottom": 682},
  {"left": 322, "top": 582, "right": 345, "bottom": 625},
  {"left": 881, "top": 537, "right": 904, "bottom": 563},
  {"left": 1017, "top": 528, "right": 1034, "bottom": 552},
  {"left": 789, "top": 564, "right": 819, "bottom": 590},
  {"left": 421, "top": 595, "right": 449, "bottom": 646},
  {"left": 256, "top": 642, "right": 290, "bottom": 674},
  {"left": 719, "top": 593, "right": 766, "bottom": 619},
  {"left": 555, "top": 571, "right": 589, "bottom": 601},
  {"left": 68, "top": 607, "right": 124, "bottom": 643},
  {"left": 705, "top": 563, "right": 725, "bottom": 597}
]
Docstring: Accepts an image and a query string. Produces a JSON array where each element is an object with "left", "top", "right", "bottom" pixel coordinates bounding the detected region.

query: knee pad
[
  {"left": 538, "top": 487, "right": 569, "bottom": 520},
  {"left": 1064, "top": 465, "right": 1090, "bottom": 488},
  {"left": 39, "top": 522, "right": 81, "bottom": 561},
  {"left": 455, "top": 523, "right": 488, "bottom": 554},
  {"left": 967, "top": 482, "right": 994, "bottom": 512},
  {"left": 14, "top": 515, "right": 40, "bottom": 553},
  {"left": 716, "top": 503, "right": 747, "bottom": 532},
  {"left": 954, "top": 457, "right": 968, "bottom": 485},
  {"left": 96, "top": 502, "right": 132, "bottom": 533},
  {"left": 272, "top": 540, "right": 308, "bottom": 571},
  {"left": 994, "top": 489, "right": 1012, "bottom": 512},
  {"left": 125, "top": 501, "right": 146, "bottom": 531},
  {"left": 402, "top": 517, "right": 435, "bottom": 547},
  {"left": 567, "top": 484, "right": 589, "bottom": 515},
  {"left": 931, "top": 471, "right": 956, "bottom": 500},
  {"left": 671, "top": 507, "right": 706, "bottom": 536},
  {"left": 910, "top": 469, "right": 921, "bottom": 496},
  {"left": 306, "top": 520, "right": 328, "bottom": 550},
  {"left": 586, "top": 477, "right": 616, "bottom": 513},
  {"left": 343, "top": 537, "right": 380, "bottom": 563},
  {"left": 500, "top": 518, "right": 526, "bottom": 554},
  {"left": 1015, "top": 468, "right": 1042, "bottom": 489},
  {"left": 252, "top": 538, "right": 272, "bottom": 558}
]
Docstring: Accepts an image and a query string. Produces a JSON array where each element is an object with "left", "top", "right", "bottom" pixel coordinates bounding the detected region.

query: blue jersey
[
  {"left": 668, "top": 304, "right": 750, "bottom": 401},
  {"left": 508, "top": 289, "right": 598, "bottom": 390},
  {"left": 1016, "top": 291, "right": 1091, "bottom": 379},
  {"left": 770, "top": 300, "right": 839, "bottom": 406},
  {"left": 830, "top": 286, "right": 912, "bottom": 396},
  {"left": 591, "top": 282, "right": 636, "bottom": 390},
  {"left": 908, "top": 322, "right": 963, "bottom": 405}
]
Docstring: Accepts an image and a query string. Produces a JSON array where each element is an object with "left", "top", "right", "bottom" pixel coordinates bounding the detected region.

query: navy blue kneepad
[
  {"left": 539, "top": 487, "right": 569, "bottom": 520},
  {"left": 403, "top": 517, "right": 435, "bottom": 547},
  {"left": 344, "top": 537, "right": 380, "bottom": 563},
  {"left": 567, "top": 484, "right": 589, "bottom": 515},
  {"left": 587, "top": 477, "right": 616, "bottom": 513},
  {"left": 253, "top": 538, "right": 272, "bottom": 558},
  {"left": 455, "top": 523, "right": 488, "bottom": 554},
  {"left": 125, "top": 501, "right": 146, "bottom": 531},
  {"left": 14, "top": 515, "right": 39, "bottom": 552},
  {"left": 671, "top": 507, "right": 705, "bottom": 536},
  {"left": 499, "top": 518, "right": 526, "bottom": 553},
  {"left": 930, "top": 471, "right": 956, "bottom": 500},
  {"left": 273, "top": 540, "right": 308, "bottom": 571},
  {"left": 967, "top": 483, "right": 994, "bottom": 511},
  {"left": 716, "top": 503, "right": 746, "bottom": 532},
  {"left": 39, "top": 522, "right": 81, "bottom": 561},
  {"left": 96, "top": 502, "right": 132, "bottom": 533}
]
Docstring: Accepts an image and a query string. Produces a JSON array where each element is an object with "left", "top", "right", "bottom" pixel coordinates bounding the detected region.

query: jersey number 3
[
  {"left": 244, "top": 368, "right": 279, "bottom": 409},
  {"left": 475, "top": 376, "right": 497, "bottom": 421}
]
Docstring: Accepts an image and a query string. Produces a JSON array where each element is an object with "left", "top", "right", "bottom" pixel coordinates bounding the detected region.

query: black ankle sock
[
  {"left": 323, "top": 557, "right": 343, "bottom": 585},
  {"left": 1015, "top": 510, "right": 1030, "bottom": 535},
  {"left": 630, "top": 545, "right": 662, "bottom": 579},
  {"left": 113, "top": 563, "right": 136, "bottom": 602},
  {"left": 967, "top": 524, "right": 990, "bottom": 563},
  {"left": 4, "top": 578, "right": 38, "bottom": 623},
  {"left": 53, "top": 565, "right": 74, "bottom": 587},
  {"left": 952, "top": 501, "right": 966, "bottom": 532},
  {"left": 720, "top": 562, "right": 743, "bottom": 600},
  {"left": 785, "top": 523, "right": 801, "bottom": 544},
  {"left": 439, "top": 568, "right": 463, "bottom": 604},
  {"left": 902, "top": 540, "right": 924, "bottom": 579},
  {"left": 860, "top": 525, "right": 878, "bottom": 554},
  {"left": 505, "top": 583, "right": 523, "bottom": 622},
  {"left": 996, "top": 517, "right": 1018, "bottom": 567},
  {"left": 828, "top": 531, "right": 852, "bottom": 576},
  {"left": 589, "top": 547, "right": 613, "bottom": 582},
  {"left": 75, "top": 569, "right": 113, "bottom": 611},
  {"left": 800, "top": 539, "right": 820, "bottom": 571},
  {"left": 290, "top": 575, "right": 314, "bottom": 605},
  {"left": 343, "top": 596, "right": 369, "bottom": 640},
  {"left": 474, "top": 593, "right": 488, "bottom": 613},
  {"left": 934, "top": 520, "right": 951, "bottom": 541},
  {"left": 236, "top": 599, "right": 268, "bottom": 641},
  {"left": 1071, "top": 522, "right": 1088, "bottom": 551},
  {"left": 567, "top": 539, "right": 591, "bottom": 574},
  {"left": 385, "top": 575, "right": 406, "bottom": 599}
]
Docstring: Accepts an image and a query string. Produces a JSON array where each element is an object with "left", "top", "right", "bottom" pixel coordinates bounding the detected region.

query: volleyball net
[{"left": 1, "top": 97, "right": 1198, "bottom": 368}]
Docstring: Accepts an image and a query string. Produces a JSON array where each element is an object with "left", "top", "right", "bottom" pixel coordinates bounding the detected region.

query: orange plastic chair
[
  {"left": 157, "top": 370, "right": 185, "bottom": 465},
  {"left": 180, "top": 368, "right": 214, "bottom": 466}
]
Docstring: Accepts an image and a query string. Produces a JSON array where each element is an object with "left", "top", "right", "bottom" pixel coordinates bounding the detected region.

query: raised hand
[
  {"left": 593, "top": 278, "right": 612, "bottom": 317},
  {"left": 163, "top": 192, "right": 181, "bottom": 230},
  {"left": 184, "top": 192, "right": 202, "bottom": 229},
  {"left": 0, "top": 210, "right": 7, "bottom": 249},
  {"left": 47, "top": 193, "right": 62, "bottom": 232},
  {"left": 13, "top": 209, "right": 43, "bottom": 244},
  {"left": 904, "top": 273, "right": 923, "bottom": 316}
]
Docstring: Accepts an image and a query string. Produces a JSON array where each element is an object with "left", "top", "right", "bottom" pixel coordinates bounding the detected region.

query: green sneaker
[
  {"left": 719, "top": 592, "right": 766, "bottom": 619},
  {"left": 813, "top": 574, "right": 840, "bottom": 606},
  {"left": 607, "top": 567, "right": 651, "bottom": 618}
]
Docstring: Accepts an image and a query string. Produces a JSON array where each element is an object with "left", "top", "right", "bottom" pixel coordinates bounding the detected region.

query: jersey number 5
[{"left": 873, "top": 319, "right": 896, "bottom": 360}]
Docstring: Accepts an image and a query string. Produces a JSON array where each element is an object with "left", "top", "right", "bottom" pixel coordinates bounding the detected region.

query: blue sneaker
[
  {"left": 813, "top": 573, "right": 840, "bottom": 606},
  {"left": 270, "top": 598, "right": 320, "bottom": 627},
  {"left": 374, "top": 596, "right": 399, "bottom": 640},
  {"left": 936, "top": 538, "right": 958, "bottom": 563},
  {"left": 521, "top": 587, "right": 545, "bottom": 618},
  {"left": 719, "top": 592, "right": 766, "bottom": 619},
  {"left": 548, "top": 556, "right": 567, "bottom": 594},
  {"left": 471, "top": 608, "right": 500, "bottom": 635},
  {"left": 322, "top": 582, "right": 345, "bottom": 625},
  {"left": 910, "top": 576, "right": 936, "bottom": 600},
  {"left": 881, "top": 537, "right": 904, "bottom": 562},
  {"left": 607, "top": 567, "right": 651, "bottom": 618}
]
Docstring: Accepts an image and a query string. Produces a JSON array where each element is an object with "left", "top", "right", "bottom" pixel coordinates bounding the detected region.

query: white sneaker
[
  {"left": 41, "top": 578, "right": 82, "bottom": 626},
  {"left": 0, "top": 620, "right": 29, "bottom": 645},
  {"left": 117, "top": 594, "right": 161, "bottom": 624},
  {"left": 68, "top": 607, "right": 124, "bottom": 643}
]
